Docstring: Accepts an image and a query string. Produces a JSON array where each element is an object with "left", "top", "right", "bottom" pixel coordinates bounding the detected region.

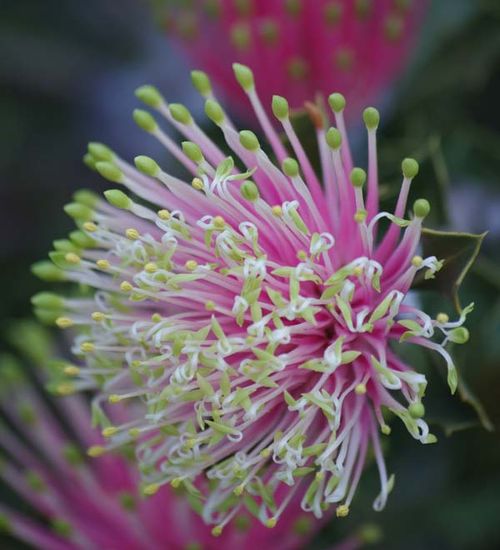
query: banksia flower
[
  {"left": 0, "top": 325, "right": 334, "bottom": 550},
  {"left": 33, "top": 66, "right": 472, "bottom": 533},
  {"left": 163, "top": 0, "right": 426, "bottom": 118}
]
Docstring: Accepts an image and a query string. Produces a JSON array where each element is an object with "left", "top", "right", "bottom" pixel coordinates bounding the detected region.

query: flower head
[
  {"left": 0, "top": 325, "right": 326, "bottom": 550},
  {"left": 33, "top": 65, "right": 472, "bottom": 532},
  {"left": 164, "top": 0, "right": 426, "bottom": 118}
]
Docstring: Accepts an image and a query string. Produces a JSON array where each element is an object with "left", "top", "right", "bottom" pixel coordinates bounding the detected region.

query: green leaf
[{"left": 413, "top": 228, "right": 486, "bottom": 312}]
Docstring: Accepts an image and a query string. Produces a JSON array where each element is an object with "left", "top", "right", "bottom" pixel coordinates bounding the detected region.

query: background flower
[{"left": 161, "top": 0, "right": 427, "bottom": 119}]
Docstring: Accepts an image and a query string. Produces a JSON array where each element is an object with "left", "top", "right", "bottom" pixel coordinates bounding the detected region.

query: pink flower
[
  {"left": 165, "top": 0, "right": 426, "bottom": 119},
  {"left": 33, "top": 65, "right": 471, "bottom": 534},
  {"left": 0, "top": 346, "right": 329, "bottom": 550}
]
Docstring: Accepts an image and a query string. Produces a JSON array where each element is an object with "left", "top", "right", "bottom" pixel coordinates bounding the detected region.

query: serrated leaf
[{"left": 413, "top": 228, "right": 486, "bottom": 312}]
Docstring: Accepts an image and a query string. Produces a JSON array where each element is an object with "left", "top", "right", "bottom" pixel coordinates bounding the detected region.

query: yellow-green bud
[
  {"left": 239, "top": 130, "right": 260, "bottom": 151},
  {"left": 95, "top": 162, "right": 123, "bottom": 184},
  {"left": 133, "top": 109, "right": 158, "bottom": 133},
  {"left": 134, "top": 155, "right": 160, "bottom": 177},
  {"left": 104, "top": 189, "right": 131, "bottom": 210},
  {"left": 233, "top": 63, "right": 254, "bottom": 90},
  {"left": 328, "top": 92, "right": 346, "bottom": 113},
  {"left": 402, "top": 158, "right": 419, "bottom": 179},
  {"left": 134, "top": 85, "right": 164, "bottom": 108}
]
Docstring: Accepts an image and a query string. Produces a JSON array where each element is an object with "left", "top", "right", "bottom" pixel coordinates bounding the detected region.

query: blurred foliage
[{"left": 1, "top": 0, "right": 500, "bottom": 549}]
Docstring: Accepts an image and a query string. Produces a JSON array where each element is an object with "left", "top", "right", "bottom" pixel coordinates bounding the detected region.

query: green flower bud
[
  {"left": 205, "top": 99, "right": 225, "bottom": 125},
  {"left": 233, "top": 63, "right": 254, "bottom": 91},
  {"left": 413, "top": 198, "right": 430, "bottom": 218},
  {"left": 31, "top": 292, "right": 65, "bottom": 310},
  {"left": 328, "top": 93, "right": 346, "bottom": 113},
  {"left": 363, "top": 107, "right": 380, "bottom": 130},
  {"left": 169, "top": 103, "right": 192, "bottom": 125},
  {"left": 449, "top": 327, "right": 470, "bottom": 344},
  {"left": 240, "top": 180, "right": 260, "bottom": 201},
  {"left": 239, "top": 130, "right": 260, "bottom": 151},
  {"left": 182, "top": 141, "right": 204, "bottom": 163},
  {"left": 326, "top": 127, "right": 342, "bottom": 149},
  {"left": 31, "top": 261, "right": 67, "bottom": 282},
  {"left": 104, "top": 189, "right": 131, "bottom": 210},
  {"left": 133, "top": 109, "right": 158, "bottom": 133},
  {"left": 87, "top": 142, "right": 114, "bottom": 162},
  {"left": 134, "top": 85, "right": 164, "bottom": 108},
  {"left": 402, "top": 158, "right": 419, "bottom": 179},
  {"left": 191, "top": 70, "right": 212, "bottom": 96},
  {"left": 95, "top": 162, "right": 123, "bottom": 184},
  {"left": 350, "top": 167, "right": 367, "bottom": 188},
  {"left": 282, "top": 158, "right": 299, "bottom": 177},
  {"left": 63, "top": 202, "right": 93, "bottom": 221},
  {"left": 73, "top": 189, "right": 99, "bottom": 208},
  {"left": 272, "top": 95, "right": 289, "bottom": 120},
  {"left": 134, "top": 156, "right": 160, "bottom": 177}
]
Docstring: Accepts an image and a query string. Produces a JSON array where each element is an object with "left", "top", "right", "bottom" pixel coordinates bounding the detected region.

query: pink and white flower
[
  {"left": 0, "top": 347, "right": 334, "bottom": 550},
  {"left": 164, "top": 0, "right": 426, "bottom": 118},
  {"left": 32, "top": 64, "right": 471, "bottom": 534}
]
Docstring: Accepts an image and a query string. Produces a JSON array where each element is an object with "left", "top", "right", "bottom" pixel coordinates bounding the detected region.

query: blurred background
[{"left": 1, "top": 0, "right": 499, "bottom": 548}]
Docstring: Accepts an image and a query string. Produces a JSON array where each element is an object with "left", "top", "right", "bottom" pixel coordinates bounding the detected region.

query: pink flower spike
[
  {"left": 35, "top": 71, "right": 473, "bottom": 533},
  {"left": 165, "top": 0, "right": 427, "bottom": 120}
]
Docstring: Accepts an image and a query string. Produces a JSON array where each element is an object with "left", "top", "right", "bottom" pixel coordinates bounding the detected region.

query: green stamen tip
[
  {"left": 240, "top": 180, "right": 260, "bottom": 201},
  {"left": 326, "top": 127, "right": 342, "bottom": 149},
  {"left": 233, "top": 63, "right": 254, "bottom": 91},
  {"left": 95, "top": 161, "right": 123, "bottom": 184},
  {"left": 402, "top": 158, "right": 419, "bottom": 179},
  {"left": 31, "top": 292, "right": 64, "bottom": 310},
  {"left": 413, "top": 198, "right": 430, "bottom": 218},
  {"left": 204, "top": 99, "right": 225, "bottom": 125},
  {"left": 134, "top": 155, "right": 160, "bottom": 177},
  {"left": 104, "top": 189, "right": 131, "bottom": 210},
  {"left": 63, "top": 202, "right": 93, "bottom": 221},
  {"left": 31, "top": 260, "right": 66, "bottom": 282},
  {"left": 169, "top": 103, "right": 192, "bottom": 125},
  {"left": 53, "top": 239, "right": 79, "bottom": 254},
  {"left": 133, "top": 109, "right": 158, "bottom": 133},
  {"left": 191, "top": 70, "right": 212, "bottom": 96},
  {"left": 239, "top": 130, "right": 260, "bottom": 151},
  {"left": 282, "top": 157, "right": 299, "bottom": 177},
  {"left": 408, "top": 402, "right": 425, "bottom": 419},
  {"left": 87, "top": 142, "right": 115, "bottom": 162},
  {"left": 328, "top": 92, "right": 346, "bottom": 113},
  {"left": 350, "top": 167, "right": 367, "bottom": 188},
  {"left": 363, "top": 107, "right": 380, "bottom": 130},
  {"left": 73, "top": 189, "right": 99, "bottom": 208},
  {"left": 83, "top": 153, "right": 96, "bottom": 170},
  {"left": 182, "top": 141, "right": 204, "bottom": 163},
  {"left": 272, "top": 95, "right": 289, "bottom": 120},
  {"left": 70, "top": 230, "right": 95, "bottom": 248},
  {"left": 134, "top": 85, "right": 164, "bottom": 108},
  {"left": 449, "top": 327, "right": 470, "bottom": 344}
]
